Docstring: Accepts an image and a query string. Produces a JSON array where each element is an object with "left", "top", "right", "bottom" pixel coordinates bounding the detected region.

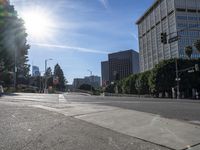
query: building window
[
  {"left": 188, "top": 16, "right": 198, "bottom": 21},
  {"left": 177, "top": 16, "right": 187, "bottom": 20}
]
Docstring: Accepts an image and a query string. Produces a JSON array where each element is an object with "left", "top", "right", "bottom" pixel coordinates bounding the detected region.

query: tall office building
[
  {"left": 101, "top": 61, "right": 109, "bottom": 86},
  {"left": 32, "top": 66, "right": 40, "bottom": 77},
  {"left": 108, "top": 49, "right": 139, "bottom": 82},
  {"left": 136, "top": 0, "right": 200, "bottom": 72}
]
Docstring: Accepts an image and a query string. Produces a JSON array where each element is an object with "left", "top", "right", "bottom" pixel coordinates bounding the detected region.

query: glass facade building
[
  {"left": 32, "top": 66, "right": 40, "bottom": 77},
  {"left": 101, "top": 61, "right": 109, "bottom": 87},
  {"left": 136, "top": 0, "right": 200, "bottom": 72},
  {"left": 108, "top": 50, "right": 139, "bottom": 82}
]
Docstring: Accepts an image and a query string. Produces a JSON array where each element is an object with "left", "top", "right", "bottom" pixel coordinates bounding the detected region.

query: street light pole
[
  {"left": 44, "top": 58, "right": 52, "bottom": 93},
  {"left": 87, "top": 69, "right": 92, "bottom": 93}
]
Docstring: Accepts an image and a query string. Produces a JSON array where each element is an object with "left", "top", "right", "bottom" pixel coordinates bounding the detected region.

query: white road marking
[
  {"left": 59, "top": 94, "right": 66, "bottom": 103},
  {"left": 2, "top": 94, "right": 59, "bottom": 103}
]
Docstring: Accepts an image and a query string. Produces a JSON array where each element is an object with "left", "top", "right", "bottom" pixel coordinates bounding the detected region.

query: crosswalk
[{"left": 1, "top": 93, "right": 60, "bottom": 103}]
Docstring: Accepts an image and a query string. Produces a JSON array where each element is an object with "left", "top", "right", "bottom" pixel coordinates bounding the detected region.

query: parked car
[{"left": 0, "top": 85, "right": 4, "bottom": 96}]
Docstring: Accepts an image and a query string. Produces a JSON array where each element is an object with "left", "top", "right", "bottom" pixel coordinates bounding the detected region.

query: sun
[{"left": 21, "top": 9, "right": 54, "bottom": 39}]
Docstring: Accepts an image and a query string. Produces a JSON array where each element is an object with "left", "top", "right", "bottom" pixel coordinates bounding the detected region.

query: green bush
[{"left": 107, "top": 58, "right": 200, "bottom": 98}]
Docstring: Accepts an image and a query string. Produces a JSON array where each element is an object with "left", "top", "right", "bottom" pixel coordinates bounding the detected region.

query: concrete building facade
[
  {"left": 73, "top": 75, "right": 101, "bottom": 89},
  {"left": 85, "top": 75, "right": 101, "bottom": 88},
  {"left": 109, "top": 50, "right": 139, "bottom": 82},
  {"left": 136, "top": 0, "right": 200, "bottom": 72}
]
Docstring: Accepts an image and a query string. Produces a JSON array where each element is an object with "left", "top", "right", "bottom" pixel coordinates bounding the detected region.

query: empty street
[{"left": 0, "top": 93, "right": 200, "bottom": 150}]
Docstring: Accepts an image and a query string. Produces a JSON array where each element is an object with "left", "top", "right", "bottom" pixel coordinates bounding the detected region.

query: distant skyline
[{"left": 10, "top": 0, "right": 154, "bottom": 83}]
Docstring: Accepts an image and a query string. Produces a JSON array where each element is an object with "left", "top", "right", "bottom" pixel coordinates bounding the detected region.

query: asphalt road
[
  {"left": 0, "top": 93, "right": 170, "bottom": 150},
  {"left": 64, "top": 93, "right": 200, "bottom": 124}
]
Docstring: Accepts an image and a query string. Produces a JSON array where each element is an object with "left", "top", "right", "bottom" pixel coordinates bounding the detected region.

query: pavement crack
[
  {"left": 182, "top": 143, "right": 200, "bottom": 150},
  {"left": 70, "top": 109, "right": 118, "bottom": 117}
]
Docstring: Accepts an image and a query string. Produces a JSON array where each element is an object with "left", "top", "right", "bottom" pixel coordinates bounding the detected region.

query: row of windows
[
  {"left": 179, "top": 54, "right": 200, "bottom": 58},
  {"left": 139, "top": 11, "right": 175, "bottom": 36},
  {"left": 177, "top": 15, "right": 200, "bottom": 21},
  {"left": 177, "top": 23, "right": 200, "bottom": 29},
  {"left": 175, "top": 0, "right": 200, "bottom": 10},
  {"left": 178, "top": 31, "right": 200, "bottom": 37}
]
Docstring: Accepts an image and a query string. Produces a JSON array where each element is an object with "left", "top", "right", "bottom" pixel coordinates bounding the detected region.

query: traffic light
[
  {"left": 161, "top": 32, "right": 167, "bottom": 44},
  {"left": 195, "top": 64, "right": 199, "bottom": 71}
]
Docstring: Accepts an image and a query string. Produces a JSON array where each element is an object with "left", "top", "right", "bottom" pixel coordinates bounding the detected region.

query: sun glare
[{"left": 22, "top": 10, "right": 54, "bottom": 40}]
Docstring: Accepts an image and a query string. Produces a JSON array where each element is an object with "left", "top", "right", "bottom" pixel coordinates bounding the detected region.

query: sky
[{"left": 10, "top": 0, "right": 154, "bottom": 84}]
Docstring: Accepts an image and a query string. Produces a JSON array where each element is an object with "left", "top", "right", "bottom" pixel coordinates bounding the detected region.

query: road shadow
[{"left": 0, "top": 93, "right": 19, "bottom": 97}]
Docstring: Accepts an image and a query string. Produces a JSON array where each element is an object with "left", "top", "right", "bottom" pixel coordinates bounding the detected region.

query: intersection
[{"left": 0, "top": 93, "right": 200, "bottom": 150}]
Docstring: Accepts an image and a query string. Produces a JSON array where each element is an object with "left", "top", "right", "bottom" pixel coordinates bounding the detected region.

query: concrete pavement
[{"left": 1, "top": 104, "right": 169, "bottom": 150}]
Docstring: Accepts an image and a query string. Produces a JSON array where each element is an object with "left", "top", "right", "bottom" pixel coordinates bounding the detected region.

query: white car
[{"left": 0, "top": 85, "right": 4, "bottom": 96}]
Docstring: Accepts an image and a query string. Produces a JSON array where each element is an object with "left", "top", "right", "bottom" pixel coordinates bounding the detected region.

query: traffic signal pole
[
  {"left": 175, "top": 59, "right": 180, "bottom": 99},
  {"left": 160, "top": 27, "right": 200, "bottom": 99}
]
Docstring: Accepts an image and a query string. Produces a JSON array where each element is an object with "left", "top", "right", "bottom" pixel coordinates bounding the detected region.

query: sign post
[{"left": 168, "top": 36, "right": 179, "bottom": 44}]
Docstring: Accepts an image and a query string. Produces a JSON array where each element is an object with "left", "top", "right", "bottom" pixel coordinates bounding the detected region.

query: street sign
[
  {"left": 188, "top": 70, "right": 195, "bottom": 73},
  {"left": 195, "top": 64, "right": 199, "bottom": 71},
  {"left": 168, "top": 36, "right": 179, "bottom": 44},
  {"left": 53, "top": 76, "right": 59, "bottom": 85}
]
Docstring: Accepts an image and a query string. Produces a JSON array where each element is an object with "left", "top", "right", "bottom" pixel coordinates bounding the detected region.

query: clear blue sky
[{"left": 10, "top": 0, "right": 154, "bottom": 84}]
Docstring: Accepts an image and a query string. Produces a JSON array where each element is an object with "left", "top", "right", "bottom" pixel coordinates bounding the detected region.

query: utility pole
[
  {"left": 175, "top": 59, "right": 180, "bottom": 99},
  {"left": 14, "top": 47, "right": 17, "bottom": 91}
]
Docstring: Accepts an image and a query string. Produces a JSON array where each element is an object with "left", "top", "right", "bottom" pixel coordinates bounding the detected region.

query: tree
[
  {"left": 194, "top": 39, "right": 200, "bottom": 53},
  {"left": 148, "top": 59, "right": 176, "bottom": 97},
  {"left": 79, "top": 84, "right": 94, "bottom": 91},
  {"left": 135, "top": 71, "right": 150, "bottom": 95},
  {"left": 45, "top": 67, "right": 52, "bottom": 76},
  {"left": 104, "top": 84, "right": 115, "bottom": 93},
  {"left": 115, "top": 59, "right": 200, "bottom": 98},
  {"left": 0, "top": 1, "right": 30, "bottom": 86},
  {"left": 53, "top": 64, "right": 66, "bottom": 91},
  {"left": 185, "top": 46, "right": 193, "bottom": 59},
  {"left": 148, "top": 59, "right": 200, "bottom": 98}
]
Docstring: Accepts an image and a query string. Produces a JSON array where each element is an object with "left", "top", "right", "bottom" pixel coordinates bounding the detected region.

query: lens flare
[{"left": 21, "top": 8, "right": 54, "bottom": 40}]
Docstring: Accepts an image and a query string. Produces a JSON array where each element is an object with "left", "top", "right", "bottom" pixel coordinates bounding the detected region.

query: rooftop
[
  {"left": 136, "top": 0, "right": 160, "bottom": 24},
  {"left": 109, "top": 49, "right": 138, "bottom": 56}
]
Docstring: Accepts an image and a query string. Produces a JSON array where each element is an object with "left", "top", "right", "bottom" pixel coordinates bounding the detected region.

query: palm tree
[
  {"left": 185, "top": 46, "right": 193, "bottom": 59},
  {"left": 194, "top": 39, "right": 200, "bottom": 53}
]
